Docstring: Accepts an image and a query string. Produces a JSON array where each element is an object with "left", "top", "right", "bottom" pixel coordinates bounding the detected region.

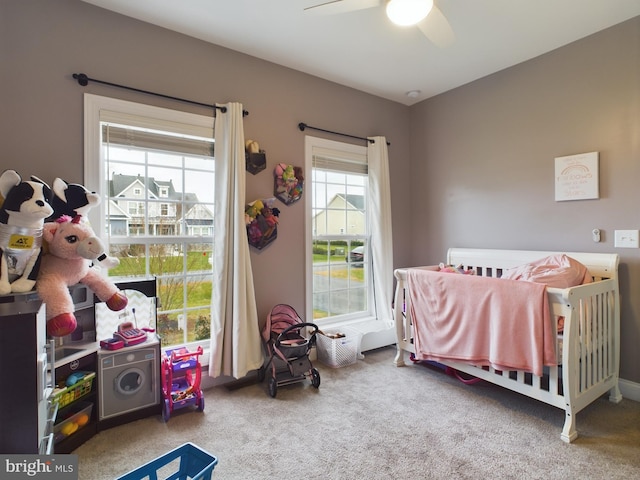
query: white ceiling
[{"left": 81, "top": 0, "right": 640, "bottom": 106}]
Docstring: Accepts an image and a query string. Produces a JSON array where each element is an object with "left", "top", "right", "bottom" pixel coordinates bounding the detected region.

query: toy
[
  {"left": 47, "top": 177, "right": 101, "bottom": 219},
  {"left": 37, "top": 215, "right": 128, "bottom": 337},
  {"left": 76, "top": 413, "right": 89, "bottom": 427},
  {"left": 245, "top": 139, "right": 260, "bottom": 154},
  {"left": 245, "top": 198, "right": 280, "bottom": 249},
  {"left": 65, "top": 371, "right": 87, "bottom": 387},
  {"left": 0, "top": 170, "right": 54, "bottom": 295},
  {"left": 274, "top": 163, "right": 304, "bottom": 205},
  {"left": 36, "top": 177, "right": 119, "bottom": 269},
  {"left": 438, "top": 263, "right": 475, "bottom": 275},
  {"left": 161, "top": 346, "right": 204, "bottom": 421}
]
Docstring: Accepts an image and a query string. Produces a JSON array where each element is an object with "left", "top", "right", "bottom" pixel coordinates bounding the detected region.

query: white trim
[
  {"left": 83, "top": 93, "right": 215, "bottom": 351},
  {"left": 304, "top": 135, "right": 372, "bottom": 326},
  {"left": 619, "top": 378, "right": 640, "bottom": 402}
]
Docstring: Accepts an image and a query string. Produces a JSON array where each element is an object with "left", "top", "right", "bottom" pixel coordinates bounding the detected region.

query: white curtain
[
  {"left": 209, "top": 103, "right": 263, "bottom": 378},
  {"left": 367, "top": 136, "right": 394, "bottom": 322}
]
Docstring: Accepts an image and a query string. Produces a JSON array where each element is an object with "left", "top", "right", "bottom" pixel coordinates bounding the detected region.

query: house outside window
[
  {"left": 305, "top": 136, "right": 372, "bottom": 324},
  {"left": 84, "top": 94, "right": 215, "bottom": 349}
]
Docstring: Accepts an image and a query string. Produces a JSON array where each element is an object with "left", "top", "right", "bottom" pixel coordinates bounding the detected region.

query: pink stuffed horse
[{"left": 37, "top": 215, "right": 127, "bottom": 337}]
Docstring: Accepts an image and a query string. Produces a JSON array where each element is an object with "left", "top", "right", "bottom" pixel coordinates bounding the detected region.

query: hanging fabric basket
[
  {"left": 274, "top": 164, "right": 303, "bottom": 205},
  {"left": 245, "top": 197, "right": 280, "bottom": 250},
  {"left": 245, "top": 139, "right": 266, "bottom": 175}
]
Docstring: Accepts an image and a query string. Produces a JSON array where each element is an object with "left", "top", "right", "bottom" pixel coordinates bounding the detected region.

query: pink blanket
[{"left": 407, "top": 268, "right": 557, "bottom": 376}]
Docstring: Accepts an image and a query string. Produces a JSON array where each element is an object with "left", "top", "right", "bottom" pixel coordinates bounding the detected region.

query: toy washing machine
[{"left": 98, "top": 337, "right": 160, "bottom": 421}]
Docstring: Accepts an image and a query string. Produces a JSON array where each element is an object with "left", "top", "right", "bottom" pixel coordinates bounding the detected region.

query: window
[
  {"left": 305, "top": 136, "right": 373, "bottom": 324},
  {"left": 84, "top": 94, "right": 215, "bottom": 349}
]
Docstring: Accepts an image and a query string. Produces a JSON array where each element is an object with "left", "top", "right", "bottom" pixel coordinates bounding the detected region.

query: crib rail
[
  {"left": 393, "top": 250, "right": 621, "bottom": 443},
  {"left": 447, "top": 248, "right": 619, "bottom": 282}
]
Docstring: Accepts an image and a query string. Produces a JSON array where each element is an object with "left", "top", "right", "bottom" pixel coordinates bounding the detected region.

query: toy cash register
[{"left": 112, "top": 321, "right": 147, "bottom": 346}]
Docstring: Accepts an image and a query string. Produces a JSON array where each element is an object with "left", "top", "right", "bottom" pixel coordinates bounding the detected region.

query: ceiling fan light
[{"left": 386, "top": 0, "right": 434, "bottom": 27}]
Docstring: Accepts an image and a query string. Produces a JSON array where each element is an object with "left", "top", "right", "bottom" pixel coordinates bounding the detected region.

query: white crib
[{"left": 393, "top": 248, "right": 622, "bottom": 443}]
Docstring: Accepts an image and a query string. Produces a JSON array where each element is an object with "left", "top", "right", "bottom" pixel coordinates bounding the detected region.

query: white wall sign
[{"left": 554, "top": 151, "right": 599, "bottom": 201}]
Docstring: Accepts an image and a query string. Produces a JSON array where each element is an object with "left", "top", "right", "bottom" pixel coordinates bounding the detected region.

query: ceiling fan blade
[
  {"left": 417, "top": 5, "right": 455, "bottom": 47},
  {"left": 304, "top": 0, "right": 382, "bottom": 16}
]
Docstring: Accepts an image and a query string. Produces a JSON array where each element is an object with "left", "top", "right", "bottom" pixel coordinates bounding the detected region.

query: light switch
[{"left": 614, "top": 230, "right": 639, "bottom": 248}]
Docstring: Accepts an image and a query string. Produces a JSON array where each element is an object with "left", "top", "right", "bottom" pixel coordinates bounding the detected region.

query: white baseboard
[{"left": 619, "top": 378, "right": 640, "bottom": 402}]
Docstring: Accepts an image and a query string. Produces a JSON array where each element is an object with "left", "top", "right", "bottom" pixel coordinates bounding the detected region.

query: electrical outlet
[{"left": 614, "top": 230, "right": 639, "bottom": 248}]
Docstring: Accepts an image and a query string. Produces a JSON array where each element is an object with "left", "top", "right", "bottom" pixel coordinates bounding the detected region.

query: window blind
[
  {"left": 102, "top": 123, "right": 214, "bottom": 157},
  {"left": 312, "top": 144, "right": 367, "bottom": 174}
]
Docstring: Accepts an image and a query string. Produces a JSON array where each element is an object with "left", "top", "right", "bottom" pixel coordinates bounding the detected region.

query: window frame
[
  {"left": 304, "top": 135, "right": 375, "bottom": 327},
  {"left": 83, "top": 93, "right": 215, "bottom": 351}
]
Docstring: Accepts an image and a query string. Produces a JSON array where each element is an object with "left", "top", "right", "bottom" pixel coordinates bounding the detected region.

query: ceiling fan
[{"left": 304, "top": 0, "right": 455, "bottom": 47}]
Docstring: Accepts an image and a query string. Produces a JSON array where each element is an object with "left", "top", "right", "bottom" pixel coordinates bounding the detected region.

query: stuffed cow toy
[
  {"left": 0, "top": 169, "right": 53, "bottom": 295},
  {"left": 37, "top": 215, "right": 128, "bottom": 337},
  {"left": 37, "top": 176, "right": 120, "bottom": 269}
]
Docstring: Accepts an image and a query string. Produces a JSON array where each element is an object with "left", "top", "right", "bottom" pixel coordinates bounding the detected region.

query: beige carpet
[{"left": 75, "top": 346, "right": 640, "bottom": 479}]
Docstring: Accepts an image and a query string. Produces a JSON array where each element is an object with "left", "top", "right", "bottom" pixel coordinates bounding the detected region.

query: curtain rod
[
  {"left": 72, "top": 73, "right": 249, "bottom": 116},
  {"left": 298, "top": 122, "right": 390, "bottom": 146}
]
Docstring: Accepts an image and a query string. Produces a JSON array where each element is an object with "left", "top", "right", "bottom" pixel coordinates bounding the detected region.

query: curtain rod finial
[
  {"left": 298, "top": 123, "right": 307, "bottom": 131},
  {"left": 73, "top": 73, "right": 89, "bottom": 86}
]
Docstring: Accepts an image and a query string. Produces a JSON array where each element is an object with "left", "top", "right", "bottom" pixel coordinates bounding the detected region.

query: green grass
[
  {"left": 313, "top": 253, "right": 345, "bottom": 263},
  {"left": 168, "top": 281, "right": 211, "bottom": 306},
  {"left": 110, "top": 251, "right": 212, "bottom": 277}
]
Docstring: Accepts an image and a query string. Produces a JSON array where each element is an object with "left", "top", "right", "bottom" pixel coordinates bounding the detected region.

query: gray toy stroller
[{"left": 260, "top": 304, "right": 320, "bottom": 398}]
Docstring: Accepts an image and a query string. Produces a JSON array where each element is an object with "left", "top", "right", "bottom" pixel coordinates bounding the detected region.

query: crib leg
[
  {"left": 560, "top": 408, "right": 578, "bottom": 443},
  {"left": 394, "top": 346, "right": 406, "bottom": 367},
  {"left": 609, "top": 382, "right": 622, "bottom": 403}
]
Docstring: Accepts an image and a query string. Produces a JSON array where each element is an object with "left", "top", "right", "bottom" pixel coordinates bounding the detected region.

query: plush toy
[
  {"left": 438, "top": 263, "right": 475, "bottom": 275},
  {"left": 0, "top": 170, "right": 54, "bottom": 295},
  {"left": 35, "top": 177, "right": 119, "bottom": 269},
  {"left": 245, "top": 198, "right": 279, "bottom": 249},
  {"left": 274, "top": 163, "right": 285, "bottom": 178},
  {"left": 274, "top": 163, "right": 303, "bottom": 204},
  {"left": 245, "top": 139, "right": 260, "bottom": 154},
  {"left": 262, "top": 206, "right": 280, "bottom": 228},
  {"left": 37, "top": 215, "right": 128, "bottom": 337}
]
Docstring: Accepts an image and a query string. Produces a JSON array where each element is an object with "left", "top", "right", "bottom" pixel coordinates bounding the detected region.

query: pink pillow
[{"left": 501, "top": 254, "right": 592, "bottom": 288}]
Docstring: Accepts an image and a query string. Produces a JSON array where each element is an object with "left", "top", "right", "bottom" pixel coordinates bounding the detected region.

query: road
[{"left": 312, "top": 264, "right": 366, "bottom": 316}]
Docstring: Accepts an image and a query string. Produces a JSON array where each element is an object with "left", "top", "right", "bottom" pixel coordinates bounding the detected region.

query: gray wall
[
  {"left": 410, "top": 16, "right": 640, "bottom": 383},
  {"left": 0, "top": 0, "right": 413, "bottom": 326},
  {"left": 2, "top": 1, "right": 638, "bottom": 385}
]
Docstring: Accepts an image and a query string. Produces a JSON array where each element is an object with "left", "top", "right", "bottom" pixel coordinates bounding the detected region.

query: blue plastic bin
[{"left": 116, "top": 442, "right": 218, "bottom": 480}]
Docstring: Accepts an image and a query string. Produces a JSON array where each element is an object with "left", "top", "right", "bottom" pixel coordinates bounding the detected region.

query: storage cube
[{"left": 53, "top": 401, "right": 93, "bottom": 444}]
